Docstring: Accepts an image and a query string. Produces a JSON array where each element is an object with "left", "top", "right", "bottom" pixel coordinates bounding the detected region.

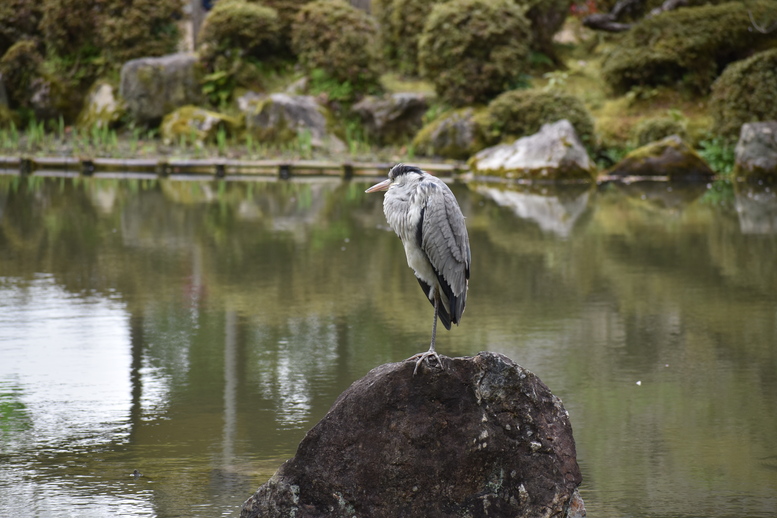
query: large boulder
[
  {"left": 352, "top": 92, "right": 430, "bottom": 146},
  {"left": 734, "top": 121, "right": 777, "bottom": 178},
  {"left": 119, "top": 53, "right": 204, "bottom": 125},
  {"left": 412, "top": 107, "right": 486, "bottom": 160},
  {"left": 241, "top": 351, "right": 585, "bottom": 518},
  {"left": 607, "top": 135, "right": 714, "bottom": 180},
  {"left": 469, "top": 119, "right": 595, "bottom": 181},
  {"left": 241, "top": 92, "right": 345, "bottom": 152}
]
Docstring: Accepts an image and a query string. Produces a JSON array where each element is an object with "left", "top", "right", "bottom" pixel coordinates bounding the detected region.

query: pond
[{"left": 0, "top": 173, "right": 776, "bottom": 517}]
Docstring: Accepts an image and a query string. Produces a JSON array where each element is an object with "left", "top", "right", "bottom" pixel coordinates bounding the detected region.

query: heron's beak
[{"left": 365, "top": 178, "right": 391, "bottom": 193}]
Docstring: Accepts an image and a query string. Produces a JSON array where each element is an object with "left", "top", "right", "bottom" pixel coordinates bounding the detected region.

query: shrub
[
  {"left": 633, "top": 117, "right": 687, "bottom": 146},
  {"left": 99, "top": 0, "right": 182, "bottom": 65},
  {"left": 198, "top": 0, "right": 281, "bottom": 66},
  {"left": 40, "top": 0, "right": 102, "bottom": 60},
  {"left": 518, "top": 0, "right": 572, "bottom": 62},
  {"left": 485, "top": 89, "right": 595, "bottom": 146},
  {"left": 378, "top": 0, "right": 440, "bottom": 75},
  {"left": 0, "top": 0, "right": 42, "bottom": 56},
  {"left": 418, "top": 0, "right": 531, "bottom": 106},
  {"left": 601, "top": 0, "right": 777, "bottom": 94},
  {"left": 709, "top": 48, "right": 777, "bottom": 139},
  {"left": 291, "top": 0, "right": 381, "bottom": 99},
  {"left": 0, "top": 40, "right": 44, "bottom": 111}
]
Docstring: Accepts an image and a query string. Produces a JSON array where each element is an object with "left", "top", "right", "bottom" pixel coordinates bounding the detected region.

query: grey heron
[{"left": 366, "top": 164, "right": 470, "bottom": 373}]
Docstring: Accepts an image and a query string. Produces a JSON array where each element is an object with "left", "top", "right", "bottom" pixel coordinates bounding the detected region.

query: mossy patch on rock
[
  {"left": 709, "top": 48, "right": 777, "bottom": 140},
  {"left": 76, "top": 81, "right": 125, "bottom": 130},
  {"left": 412, "top": 107, "right": 488, "bottom": 160},
  {"left": 601, "top": 0, "right": 777, "bottom": 94},
  {"left": 160, "top": 105, "right": 241, "bottom": 145},
  {"left": 607, "top": 135, "right": 715, "bottom": 179},
  {"left": 632, "top": 117, "right": 687, "bottom": 147}
]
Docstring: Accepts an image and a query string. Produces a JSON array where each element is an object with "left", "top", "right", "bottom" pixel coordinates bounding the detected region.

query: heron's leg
[{"left": 411, "top": 296, "right": 443, "bottom": 375}]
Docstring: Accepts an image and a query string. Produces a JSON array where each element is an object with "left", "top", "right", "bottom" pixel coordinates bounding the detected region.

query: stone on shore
[
  {"left": 607, "top": 135, "right": 714, "bottom": 180},
  {"left": 468, "top": 119, "right": 594, "bottom": 181},
  {"left": 120, "top": 53, "right": 204, "bottom": 125},
  {"left": 352, "top": 92, "right": 430, "bottom": 146},
  {"left": 240, "top": 351, "right": 584, "bottom": 518},
  {"left": 735, "top": 121, "right": 777, "bottom": 177}
]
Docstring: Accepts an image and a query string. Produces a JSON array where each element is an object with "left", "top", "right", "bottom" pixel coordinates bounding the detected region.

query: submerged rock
[
  {"left": 120, "top": 53, "right": 204, "bottom": 125},
  {"left": 241, "top": 351, "right": 584, "bottom": 518},
  {"left": 607, "top": 135, "right": 714, "bottom": 180},
  {"left": 352, "top": 92, "right": 430, "bottom": 146},
  {"left": 469, "top": 119, "right": 594, "bottom": 181},
  {"left": 76, "top": 82, "right": 124, "bottom": 130},
  {"left": 735, "top": 121, "right": 777, "bottom": 177},
  {"left": 241, "top": 92, "right": 345, "bottom": 152},
  {"left": 160, "top": 105, "right": 240, "bottom": 145}
]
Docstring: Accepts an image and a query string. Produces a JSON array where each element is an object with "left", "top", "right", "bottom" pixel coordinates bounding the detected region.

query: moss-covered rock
[
  {"left": 412, "top": 107, "right": 488, "bottom": 160},
  {"left": 99, "top": 0, "right": 182, "bottom": 65},
  {"left": 291, "top": 0, "right": 381, "bottom": 99},
  {"left": 601, "top": 0, "right": 777, "bottom": 94},
  {"left": 632, "top": 117, "right": 687, "bottom": 147},
  {"left": 76, "top": 81, "right": 125, "bottom": 130},
  {"left": 709, "top": 48, "right": 777, "bottom": 139},
  {"left": 198, "top": 0, "right": 281, "bottom": 68},
  {"left": 484, "top": 89, "right": 596, "bottom": 147},
  {"left": 418, "top": 0, "right": 531, "bottom": 106},
  {"left": 469, "top": 119, "right": 595, "bottom": 181},
  {"left": 734, "top": 121, "right": 777, "bottom": 178},
  {"left": 352, "top": 93, "right": 430, "bottom": 146},
  {"left": 607, "top": 135, "right": 715, "bottom": 179},
  {"left": 160, "top": 105, "right": 241, "bottom": 145},
  {"left": 0, "top": 0, "right": 42, "bottom": 56},
  {"left": 120, "top": 53, "right": 205, "bottom": 126}
]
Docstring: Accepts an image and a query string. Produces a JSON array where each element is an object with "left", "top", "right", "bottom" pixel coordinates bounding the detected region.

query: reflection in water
[
  {"left": 0, "top": 175, "right": 776, "bottom": 517},
  {"left": 473, "top": 182, "right": 591, "bottom": 238}
]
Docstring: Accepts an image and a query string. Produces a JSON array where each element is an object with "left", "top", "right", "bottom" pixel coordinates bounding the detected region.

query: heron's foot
[{"left": 408, "top": 350, "right": 444, "bottom": 375}]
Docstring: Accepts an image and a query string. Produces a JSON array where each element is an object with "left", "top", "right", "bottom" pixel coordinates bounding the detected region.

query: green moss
[
  {"left": 418, "top": 0, "right": 531, "bottom": 106},
  {"left": 384, "top": 0, "right": 440, "bottom": 75},
  {"left": 160, "top": 105, "right": 242, "bottom": 144},
  {"left": 291, "top": 0, "right": 381, "bottom": 100},
  {"left": 632, "top": 117, "right": 687, "bottom": 146},
  {"left": 412, "top": 107, "right": 488, "bottom": 160},
  {"left": 709, "top": 48, "right": 777, "bottom": 139},
  {"left": 601, "top": 0, "right": 777, "bottom": 94},
  {"left": 485, "top": 89, "right": 596, "bottom": 147},
  {"left": 0, "top": 40, "right": 44, "bottom": 111}
]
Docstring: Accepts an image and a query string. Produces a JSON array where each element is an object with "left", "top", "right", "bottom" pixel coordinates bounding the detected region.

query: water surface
[{"left": 1, "top": 174, "right": 776, "bottom": 517}]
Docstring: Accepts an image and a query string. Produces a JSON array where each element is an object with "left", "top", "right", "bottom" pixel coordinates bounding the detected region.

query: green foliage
[
  {"left": 709, "top": 48, "right": 777, "bottom": 139},
  {"left": 99, "top": 0, "right": 181, "bottom": 64},
  {"left": 247, "top": 0, "right": 310, "bottom": 57},
  {"left": 484, "top": 89, "right": 596, "bottom": 146},
  {"left": 308, "top": 69, "right": 356, "bottom": 103},
  {"left": 0, "top": 0, "right": 42, "bottom": 56},
  {"left": 0, "top": 40, "right": 44, "bottom": 111},
  {"left": 632, "top": 117, "right": 687, "bottom": 147},
  {"left": 291, "top": 0, "right": 381, "bottom": 100},
  {"left": 40, "top": 0, "right": 101, "bottom": 60},
  {"left": 518, "top": 0, "right": 572, "bottom": 62},
  {"left": 418, "top": 0, "right": 532, "bottom": 107},
  {"left": 601, "top": 0, "right": 777, "bottom": 95},
  {"left": 198, "top": 0, "right": 281, "bottom": 66},
  {"left": 384, "top": 0, "right": 440, "bottom": 75},
  {"left": 697, "top": 138, "right": 736, "bottom": 175}
]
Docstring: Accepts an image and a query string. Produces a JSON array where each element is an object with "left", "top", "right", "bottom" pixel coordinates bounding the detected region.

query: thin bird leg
[{"left": 412, "top": 296, "right": 443, "bottom": 375}]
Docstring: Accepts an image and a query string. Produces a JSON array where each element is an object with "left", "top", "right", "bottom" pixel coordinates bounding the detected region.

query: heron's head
[{"left": 365, "top": 163, "right": 424, "bottom": 193}]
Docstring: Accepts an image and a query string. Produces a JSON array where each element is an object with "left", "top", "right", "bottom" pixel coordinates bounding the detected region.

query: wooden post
[
  {"left": 81, "top": 159, "right": 95, "bottom": 176},
  {"left": 19, "top": 157, "right": 33, "bottom": 176},
  {"left": 341, "top": 163, "right": 354, "bottom": 180},
  {"left": 279, "top": 164, "right": 291, "bottom": 180}
]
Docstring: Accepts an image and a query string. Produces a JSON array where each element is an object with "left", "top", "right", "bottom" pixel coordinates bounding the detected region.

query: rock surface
[
  {"left": 160, "top": 105, "right": 240, "bottom": 145},
  {"left": 469, "top": 120, "right": 594, "bottom": 181},
  {"left": 607, "top": 135, "right": 714, "bottom": 179},
  {"left": 413, "top": 107, "right": 484, "bottom": 160},
  {"left": 241, "top": 93, "right": 345, "bottom": 152},
  {"left": 241, "top": 351, "right": 584, "bottom": 518},
  {"left": 735, "top": 121, "right": 777, "bottom": 177},
  {"left": 76, "top": 82, "right": 124, "bottom": 129},
  {"left": 120, "top": 53, "right": 204, "bottom": 125},
  {"left": 352, "top": 92, "right": 430, "bottom": 145}
]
